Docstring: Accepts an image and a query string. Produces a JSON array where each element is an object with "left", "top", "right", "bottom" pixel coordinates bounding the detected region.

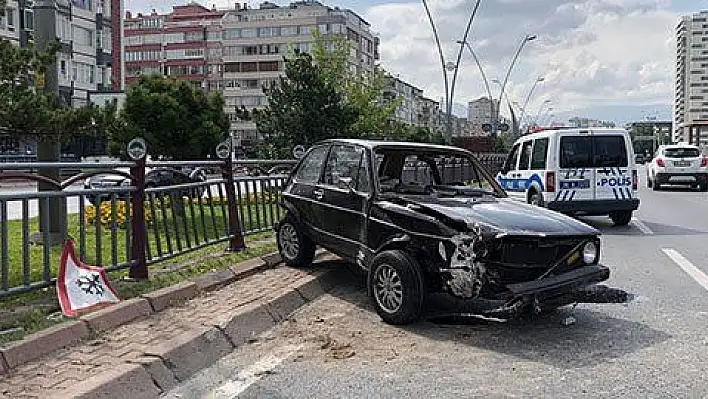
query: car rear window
[
  {"left": 560, "top": 135, "right": 628, "bottom": 168},
  {"left": 664, "top": 148, "right": 700, "bottom": 158}
]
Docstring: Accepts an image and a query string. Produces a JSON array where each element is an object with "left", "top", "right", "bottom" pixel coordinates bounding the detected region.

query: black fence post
[
  {"left": 128, "top": 138, "right": 148, "bottom": 279},
  {"left": 222, "top": 156, "right": 246, "bottom": 252}
]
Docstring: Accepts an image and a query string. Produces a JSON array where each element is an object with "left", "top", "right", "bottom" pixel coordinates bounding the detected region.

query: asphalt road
[{"left": 164, "top": 166, "right": 705, "bottom": 397}]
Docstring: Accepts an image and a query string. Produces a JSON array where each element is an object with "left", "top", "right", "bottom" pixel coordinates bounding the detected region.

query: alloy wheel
[
  {"left": 279, "top": 223, "right": 300, "bottom": 260},
  {"left": 373, "top": 264, "right": 404, "bottom": 314}
]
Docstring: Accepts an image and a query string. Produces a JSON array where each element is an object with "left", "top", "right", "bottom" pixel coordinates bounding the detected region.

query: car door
[
  {"left": 497, "top": 142, "right": 521, "bottom": 198},
  {"left": 281, "top": 144, "right": 330, "bottom": 242},
  {"left": 316, "top": 144, "right": 371, "bottom": 259},
  {"left": 591, "top": 131, "right": 634, "bottom": 202},
  {"left": 557, "top": 132, "right": 596, "bottom": 203}
]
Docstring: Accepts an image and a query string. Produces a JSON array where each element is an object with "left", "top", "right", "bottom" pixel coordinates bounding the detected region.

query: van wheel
[
  {"left": 610, "top": 211, "right": 632, "bottom": 226},
  {"left": 646, "top": 176, "right": 653, "bottom": 188},
  {"left": 369, "top": 250, "right": 427, "bottom": 325},
  {"left": 528, "top": 191, "right": 544, "bottom": 207}
]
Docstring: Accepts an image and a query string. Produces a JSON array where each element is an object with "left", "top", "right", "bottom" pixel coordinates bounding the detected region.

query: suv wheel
[
  {"left": 277, "top": 215, "right": 315, "bottom": 268},
  {"left": 610, "top": 211, "right": 632, "bottom": 226},
  {"left": 369, "top": 250, "right": 427, "bottom": 325}
]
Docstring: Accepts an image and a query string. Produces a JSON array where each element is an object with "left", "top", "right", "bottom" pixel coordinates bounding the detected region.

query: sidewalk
[{"left": 0, "top": 252, "right": 342, "bottom": 398}]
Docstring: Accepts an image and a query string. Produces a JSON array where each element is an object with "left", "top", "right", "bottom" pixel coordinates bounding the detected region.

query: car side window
[
  {"left": 518, "top": 140, "right": 533, "bottom": 171},
  {"left": 294, "top": 146, "right": 328, "bottom": 184},
  {"left": 504, "top": 144, "right": 520, "bottom": 172},
  {"left": 323, "top": 145, "right": 370, "bottom": 192},
  {"left": 530, "top": 138, "right": 549, "bottom": 170}
]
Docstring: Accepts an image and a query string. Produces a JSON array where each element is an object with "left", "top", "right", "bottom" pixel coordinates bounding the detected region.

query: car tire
[
  {"left": 527, "top": 190, "right": 544, "bottom": 207},
  {"left": 652, "top": 176, "right": 661, "bottom": 191},
  {"left": 369, "top": 250, "right": 427, "bottom": 326},
  {"left": 700, "top": 183, "right": 708, "bottom": 192},
  {"left": 277, "top": 215, "right": 315, "bottom": 268},
  {"left": 610, "top": 211, "right": 632, "bottom": 226},
  {"left": 646, "top": 175, "right": 653, "bottom": 188}
]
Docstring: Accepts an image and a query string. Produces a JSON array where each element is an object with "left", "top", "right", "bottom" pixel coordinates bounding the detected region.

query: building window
[
  {"left": 280, "top": 26, "right": 297, "bottom": 36},
  {"left": 223, "top": 28, "right": 240, "bottom": 40},
  {"left": 5, "top": 8, "right": 15, "bottom": 31},
  {"left": 258, "top": 61, "right": 279, "bottom": 72},
  {"left": 73, "top": 26, "right": 94, "bottom": 47},
  {"left": 71, "top": 0, "right": 92, "bottom": 11},
  {"left": 23, "top": 9, "right": 33, "bottom": 31},
  {"left": 185, "top": 31, "right": 204, "bottom": 41}
]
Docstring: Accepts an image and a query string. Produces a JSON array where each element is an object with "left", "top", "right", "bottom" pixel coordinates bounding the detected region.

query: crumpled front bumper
[{"left": 506, "top": 264, "right": 610, "bottom": 299}]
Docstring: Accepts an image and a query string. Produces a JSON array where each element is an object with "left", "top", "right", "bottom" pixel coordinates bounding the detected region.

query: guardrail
[{"left": 0, "top": 154, "right": 297, "bottom": 299}]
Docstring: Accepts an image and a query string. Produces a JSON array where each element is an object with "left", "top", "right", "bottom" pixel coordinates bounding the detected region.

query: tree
[
  {"left": 252, "top": 49, "right": 358, "bottom": 159},
  {"left": 109, "top": 75, "right": 229, "bottom": 160},
  {"left": 311, "top": 30, "right": 401, "bottom": 138}
]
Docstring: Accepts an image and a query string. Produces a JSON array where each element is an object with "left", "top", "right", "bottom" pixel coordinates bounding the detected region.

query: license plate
[
  {"left": 674, "top": 161, "right": 691, "bottom": 167},
  {"left": 560, "top": 179, "right": 590, "bottom": 189}
]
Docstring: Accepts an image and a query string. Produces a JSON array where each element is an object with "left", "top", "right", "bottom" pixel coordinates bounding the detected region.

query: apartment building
[
  {"left": 220, "top": 1, "right": 379, "bottom": 147},
  {"left": 383, "top": 75, "right": 423, "bottom": 125},
  {"left": 0, "top": 0, "right": 21, "bottom": 45},
  {"left": 467, "top": 97, "right": 498, "bottom": 125},
  {"left": 1, "top": 0, "right": 122, "bottom": 155},
  {"left": 123, "top": 4, "right": 224, "bottom": 90},
  {"left": 675, "top": 11, "right": 708, "bottom": 147}
]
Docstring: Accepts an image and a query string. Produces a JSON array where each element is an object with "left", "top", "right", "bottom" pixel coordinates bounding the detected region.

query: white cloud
[{"left": 364, "top": 0, "right": 679, "bottom": 121}]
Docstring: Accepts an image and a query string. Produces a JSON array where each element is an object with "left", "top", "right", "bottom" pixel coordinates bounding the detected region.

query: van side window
[
  {"left": 519, "top": 141, "right": 533, "bottom": 170},
  {"left": 504, "top": 143, "right": 520, "bottom": 172},
  {"left": 530, "top": 138, "right": 549, "bottom": 169}
]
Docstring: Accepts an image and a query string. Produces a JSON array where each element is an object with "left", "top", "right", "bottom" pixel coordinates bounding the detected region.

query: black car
[
  {"left": 275, "top": 139, "right": 620, "bottom": 325},
  {"left": 84, "top": 167, "right": 206, "bottom": 205}
]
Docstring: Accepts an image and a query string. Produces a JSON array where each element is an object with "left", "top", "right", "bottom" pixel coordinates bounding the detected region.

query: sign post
[
  {"left": 127, "top": 138, "right": 149, "bottom": 280},
  {"left": 218, "top": 140, "right": 246, "bottom": 252}
]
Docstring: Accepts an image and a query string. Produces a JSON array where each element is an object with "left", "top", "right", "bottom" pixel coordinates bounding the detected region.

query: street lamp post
[
  {"left": 519, "top": 76, "right": 545, "bottom": 128},
  {"left": 491, "top": 79, "right": 522, "bottom": 134},
  {"left": 493, "top": 34, "right": 537, "bottom": 136},
  {"left": 422, "top": 0, "right": 481, "bottom": 142},
  {"left": 532, "top": 103, "right": 552, "bottom": 127},
  {"left": 457, "top": 40, "right": 495, "bottom": 134}
]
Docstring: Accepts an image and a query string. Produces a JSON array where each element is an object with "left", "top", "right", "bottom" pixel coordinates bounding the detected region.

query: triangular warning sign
[{"left": 57, "top": 240, "right": 121, "bottom": 317}]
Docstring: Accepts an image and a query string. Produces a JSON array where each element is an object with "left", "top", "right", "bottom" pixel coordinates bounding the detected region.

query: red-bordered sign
[{"left": 57, "top": 240, "right": 121, "bottom": 317}]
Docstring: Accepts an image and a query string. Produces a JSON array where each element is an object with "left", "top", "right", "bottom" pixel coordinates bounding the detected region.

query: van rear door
[
  {"left": 556, "top": 131, "right": 596, "bottom": 203},
  {"left": 591, "top": 131, "right": 634, "bottom": 202}
]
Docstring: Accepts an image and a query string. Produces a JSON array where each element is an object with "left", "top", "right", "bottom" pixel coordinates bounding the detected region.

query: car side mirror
[{"left": 338, "top": 176, "right": 356, "bottom": 193}]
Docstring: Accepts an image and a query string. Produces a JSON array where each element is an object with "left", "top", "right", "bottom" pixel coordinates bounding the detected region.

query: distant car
[
  {"left": 84, "top": 167, "right": 207, "bottom": 205},
  {"left": 646, "top": 144, "right": 708, "bottom": 191},
  {"left": 276, "top": 139, "right": 620, "bottom": 325},
  {"left": 635, "top": 154, "right": 645, "bottom": 164}
]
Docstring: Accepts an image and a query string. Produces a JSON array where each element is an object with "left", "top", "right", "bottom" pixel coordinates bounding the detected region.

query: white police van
[{"left": 496, "top": 127, "right": 639, "bottom": 226}]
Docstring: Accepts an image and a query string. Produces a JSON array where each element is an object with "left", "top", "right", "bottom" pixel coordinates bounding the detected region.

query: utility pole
[{"left": 33, "top": 0, "right": 67, "bottom": 245}]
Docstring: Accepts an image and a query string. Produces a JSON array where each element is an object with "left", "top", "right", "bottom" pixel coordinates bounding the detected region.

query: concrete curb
[
  {"left": 0, "top": 249, "right": 287, "bottom": 375},
  {"left": 54, "top": 257, "right": 343, "bottom": 398}
]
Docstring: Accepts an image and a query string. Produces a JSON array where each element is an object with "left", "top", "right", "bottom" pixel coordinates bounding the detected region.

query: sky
[{"left": 125, "top": 0, "right": 708, "bottom": 124}]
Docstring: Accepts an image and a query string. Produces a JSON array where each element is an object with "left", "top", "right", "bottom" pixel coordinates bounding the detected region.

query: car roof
[
  {"left": 316, "top": 139, "right": 471, "bottom": 154},
  {"left": 661, "top": 144, "right": 699, "bottom": 149}
]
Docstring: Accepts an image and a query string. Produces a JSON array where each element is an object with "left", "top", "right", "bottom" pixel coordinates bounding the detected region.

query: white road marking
[
  {"left": 206, "top": 344, "right": 303, "bottom": 398},
  {"left": 662, "top": 249, "right": 708, "bottom": 292},
  {"left": 632, "top": 217, "right": 654, "bottom": 235}
]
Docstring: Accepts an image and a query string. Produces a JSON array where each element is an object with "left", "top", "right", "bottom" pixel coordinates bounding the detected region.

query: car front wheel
[
  {"left": 369, "top": 250, "right": 427, "bottom": 325},
  {"left": 277, "top": 215, "right": 315, "bottom": 268}
]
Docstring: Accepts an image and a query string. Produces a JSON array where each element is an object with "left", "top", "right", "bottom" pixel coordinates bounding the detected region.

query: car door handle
[{"left": 313, "top": 189, "right": 324, "bottom": 200}]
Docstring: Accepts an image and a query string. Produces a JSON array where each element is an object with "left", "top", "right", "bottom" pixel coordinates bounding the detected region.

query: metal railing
[{"left": 0, "top": 157, "right": 296, "bottom": 299}]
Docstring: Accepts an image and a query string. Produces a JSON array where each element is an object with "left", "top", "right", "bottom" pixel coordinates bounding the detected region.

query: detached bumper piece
[{"left": 506, "top": 264, "right": 610, "bottom": 299}]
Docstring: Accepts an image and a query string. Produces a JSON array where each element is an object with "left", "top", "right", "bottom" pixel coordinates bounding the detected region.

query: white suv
[{"left": 646, "top": 144, "right": 708, "bottom": 191}]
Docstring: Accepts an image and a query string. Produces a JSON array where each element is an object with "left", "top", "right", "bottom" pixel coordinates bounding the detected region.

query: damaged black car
[{"left": 275, "top": 139, "right": 625, "bottom": 325}]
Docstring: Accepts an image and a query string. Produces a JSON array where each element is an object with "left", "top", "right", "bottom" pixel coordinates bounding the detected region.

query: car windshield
[
  {"left": 663, "top": 148, "right": 700, "bottom": 158},
  {"left": 374, "top": 148, "right": 504, "bottom": 198}
]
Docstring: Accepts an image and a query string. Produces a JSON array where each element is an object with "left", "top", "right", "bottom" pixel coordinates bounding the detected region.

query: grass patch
[
  {"left": 0, "top": 231, "right": 277, "bottom": 345},
  {"left": 2, "top": 195, "right": 284, "bottom": 296}
]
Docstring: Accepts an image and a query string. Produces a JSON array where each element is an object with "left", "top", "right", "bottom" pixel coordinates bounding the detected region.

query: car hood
[{"left": 396, "top": 195, "right": 600, "bottom": 236}]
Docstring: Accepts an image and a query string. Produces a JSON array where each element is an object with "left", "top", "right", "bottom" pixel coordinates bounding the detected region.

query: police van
[{"left": 495, "top": 127, "right": 639, "bottom": 226}]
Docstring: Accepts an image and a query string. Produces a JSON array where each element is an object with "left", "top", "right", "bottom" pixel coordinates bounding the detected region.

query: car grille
[{"left": 487, "top": 237, "right": 588, "bottom": 285}]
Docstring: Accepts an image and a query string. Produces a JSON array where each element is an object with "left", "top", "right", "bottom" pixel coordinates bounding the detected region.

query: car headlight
[{"left": 582, "top": 241, "right": 598, "bottom": 264}]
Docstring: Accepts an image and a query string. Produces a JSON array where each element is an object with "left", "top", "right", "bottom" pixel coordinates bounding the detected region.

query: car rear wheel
[
  {"left": 369, "top": 250, "right": 427, "bottom": 325},
  {"left": 700, "top": 183, "right": 708, "bottom": 192},
  {"left": 277, "top": 215, "right": 315, "bottom": 268},
  {"left": 610, "top": 211, "right": 632, "bottom": 226}
]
